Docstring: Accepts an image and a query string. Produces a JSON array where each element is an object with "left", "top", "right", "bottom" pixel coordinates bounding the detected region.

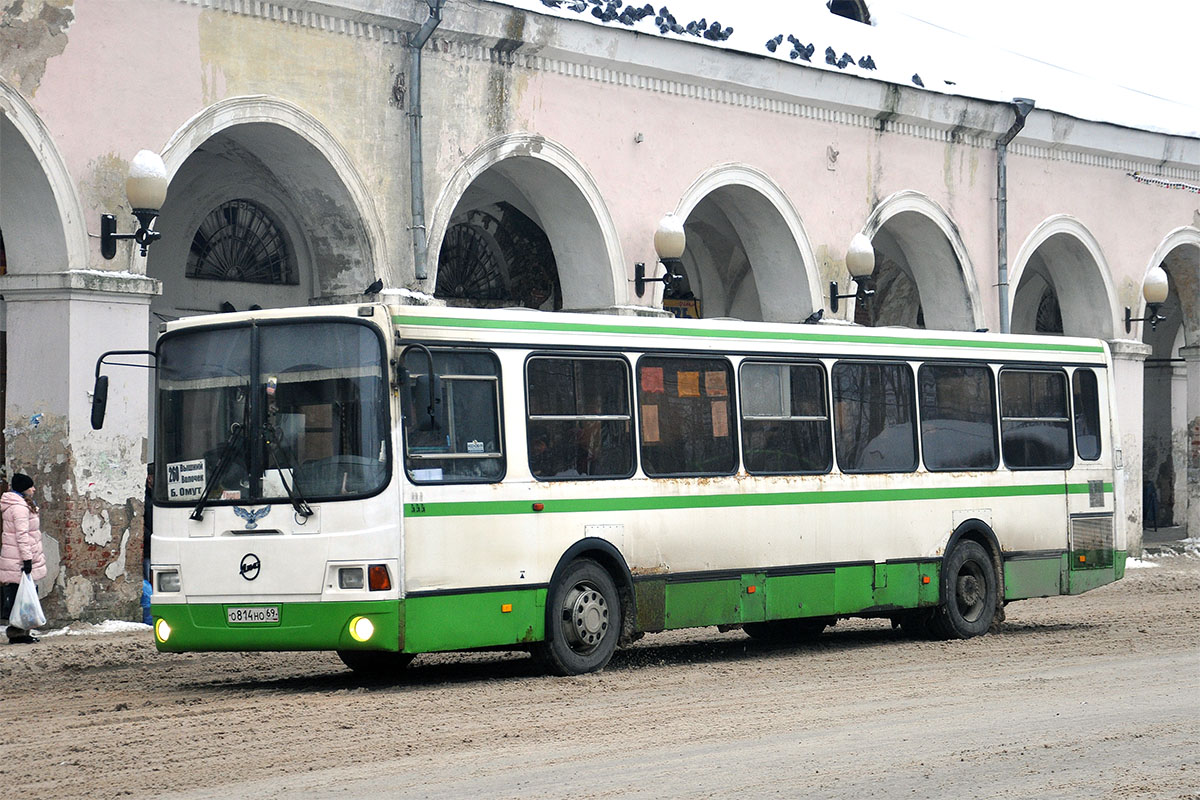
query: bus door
[{"left": 1064, "top": 367, "right": 1115, "bottom": 593}]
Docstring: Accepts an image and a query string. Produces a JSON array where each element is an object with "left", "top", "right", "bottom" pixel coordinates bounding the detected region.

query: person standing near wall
[{"left": 1, "top": 473, "right": 47, "bottom": 644}]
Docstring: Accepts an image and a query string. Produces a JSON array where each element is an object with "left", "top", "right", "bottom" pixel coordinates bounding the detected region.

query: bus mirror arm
[
  {"left": 399, "top": 343, "right": 442, "bottom": 430},
  {"left": 90, "top": 349, "right": 157, "bottom": 430}
]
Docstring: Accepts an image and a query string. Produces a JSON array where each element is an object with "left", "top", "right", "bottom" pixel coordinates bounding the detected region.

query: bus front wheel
[
  {"left": 931, "top": 540, "right": 997, "bottom": 639},
  {"left": 540, "top": 558, "right": 621, "bottom": 676},
  {"left": 337, "top": 650, "right": 415, "bottom": 676}
]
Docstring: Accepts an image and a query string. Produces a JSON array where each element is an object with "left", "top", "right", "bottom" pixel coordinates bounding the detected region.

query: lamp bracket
[
  {"left": 829, "top": 278, "right": 876, "bottom": 314},
  {"left": 1125, "top": 303, "right": 1166, "bottom": 334},
  {"left": 633, "top": 260, "right": 683, "bottom": 298}
]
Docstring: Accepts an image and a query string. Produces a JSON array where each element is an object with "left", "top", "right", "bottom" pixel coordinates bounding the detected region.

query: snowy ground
[{"left": 2, "top": 552, "right": 1196, "bottom": 799}]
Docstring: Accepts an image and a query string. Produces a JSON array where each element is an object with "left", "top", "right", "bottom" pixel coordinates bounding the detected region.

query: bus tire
[
  {"left": 539, "top": 558, "right": 620, "bottom": 676},
  {"left": 743, "top": 618, "right": 830, "bottom": 642},
  {"left": 930, "top": 540, "right": 996, "bottom": 640},
  {"left": 336, "top": 650, "right": 415, "bottom": 676}
]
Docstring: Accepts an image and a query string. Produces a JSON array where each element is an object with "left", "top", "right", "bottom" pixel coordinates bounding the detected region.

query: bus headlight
[
  {"left": 338, "top": 567, "right": 364, "bottom": 590},
  {"left": 348, "top": 616, "right": 375, "bottom": 642},
  {"left": 155, "top": 618, "right": 172, "bottom": 643},
  {"left": 157, "top": 571, "right": 181, "bottom": 593}
]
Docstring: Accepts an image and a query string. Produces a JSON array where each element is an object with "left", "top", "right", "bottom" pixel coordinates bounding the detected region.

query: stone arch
[
  {"left": 0, "top": 81, "right": 88, "bottom": 274},
  {"left": 1009, "top": 215, "right": 1117, "bottom": 339},
  {"left": 861, "top": 190, "right": 983, "bottom": 331},
  {"left": 672, "top": 164, "right": 821, "bottom": 322},
  {"left": 428, "top": 133, "right": 624, "bottom": 312},
  {"left": 151, "top": 95, "right": 385, "bottom": 318},
  {"left": 1140, "top": 226, "right": 1199, "bottom": 529},
  {"left": 1141, "top": 226, "right": 1199, "bottom": 347}
]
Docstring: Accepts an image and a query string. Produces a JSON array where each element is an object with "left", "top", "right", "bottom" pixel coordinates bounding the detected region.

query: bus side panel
[
  {"left": 1003, "top": 554, "right": 1066, "bottom": 600},
  {"left": 402, "top": 588, "right": 546, "bottom": 653}
]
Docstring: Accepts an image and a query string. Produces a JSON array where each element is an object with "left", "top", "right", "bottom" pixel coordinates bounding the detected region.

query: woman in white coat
[{"left": 1, "top": 473, "right": 47, "bottom": 643}]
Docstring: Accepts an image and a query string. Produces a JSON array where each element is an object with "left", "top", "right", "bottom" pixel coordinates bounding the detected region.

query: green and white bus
[{"left": 122, "top": 303, "right": 1123, "bottom": 675}]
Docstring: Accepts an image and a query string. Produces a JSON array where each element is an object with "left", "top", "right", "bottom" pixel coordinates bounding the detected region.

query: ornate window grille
[{"left": 186, "top": 199, "right": 296, "bottom": 285}]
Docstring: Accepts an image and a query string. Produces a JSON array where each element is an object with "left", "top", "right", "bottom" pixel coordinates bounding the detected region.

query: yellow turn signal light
[{"left": 348, "top": 616, "right": 375, "bottom": 642}]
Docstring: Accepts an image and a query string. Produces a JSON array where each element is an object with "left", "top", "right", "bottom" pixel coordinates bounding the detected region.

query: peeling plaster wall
[{"left": 0, "top": 0, "right": 74, "bottom": 96}]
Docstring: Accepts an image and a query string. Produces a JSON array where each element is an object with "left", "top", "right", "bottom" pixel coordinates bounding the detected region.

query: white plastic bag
[{"left": 9, "top": 572, "right": 46, "bottom": 630}]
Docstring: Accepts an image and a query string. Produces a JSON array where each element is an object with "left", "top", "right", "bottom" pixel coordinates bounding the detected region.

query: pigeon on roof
[{"left": 911, "top": 73, "right": 924, "bottom": 87}]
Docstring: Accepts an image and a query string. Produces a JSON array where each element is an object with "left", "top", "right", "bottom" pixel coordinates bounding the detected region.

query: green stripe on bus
[
  {"left": 392, "top": 314, "right": 1106, "bottom": 354},
  {"left": 405, "top": 482, "right": 1113, "bottom": 518}
]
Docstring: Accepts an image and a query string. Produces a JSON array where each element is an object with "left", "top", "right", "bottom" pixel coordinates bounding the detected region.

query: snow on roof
[{"left": 496, "top": 0, "right": 1200, "bottom": 139}]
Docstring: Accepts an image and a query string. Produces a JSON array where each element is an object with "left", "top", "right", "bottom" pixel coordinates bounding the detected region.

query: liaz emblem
[{"left": 233, "top": 506, "right": 270, "bottom": 529}]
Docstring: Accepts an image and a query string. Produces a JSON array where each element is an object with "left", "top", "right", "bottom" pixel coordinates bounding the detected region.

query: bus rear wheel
[
  {"left": 539, "top": 558, "right": 621, "bottom": 676},
  {"left": 930, "top": 540, "right": 997, "bottom": 639},
  {"left": 337, "top": 650, "right": 415, "bottom": 676}
]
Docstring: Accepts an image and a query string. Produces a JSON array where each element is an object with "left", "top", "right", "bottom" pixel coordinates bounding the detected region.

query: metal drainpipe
[
  {"left": 996, "top": 97, "right": 1035, "bottom": 334},
  {"left": 409, "top": 0, "right": 446, "bottom": 282}
]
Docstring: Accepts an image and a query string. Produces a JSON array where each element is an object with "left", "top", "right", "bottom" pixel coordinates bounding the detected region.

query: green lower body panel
[
  {"left": 657, "top": 561, "right": 940, "bottom": 631},
  {"left": 1003, "top": 555, "right": 1066, "bottom": 600},
  {"left": 403, "top": 588, "right": 546, "bottom": 653},
  {"left": 1066, "top": 549, "right": 1126, "bottom": 595},
  {"left": 151, "top": 599, "right": 401, "bottom": 652},
  {"left": 153, "top": 551, "right": 1125, "bottom": 655}
]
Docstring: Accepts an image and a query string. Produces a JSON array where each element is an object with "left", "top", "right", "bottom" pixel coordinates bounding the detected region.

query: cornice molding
[{"left": 171, "top": 0, "right": 1200, "bottom": 182}]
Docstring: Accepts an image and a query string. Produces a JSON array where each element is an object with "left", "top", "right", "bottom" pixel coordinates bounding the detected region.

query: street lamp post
[
  {"left": 634, "top": 213, "right": 686, "bottom": 297},
  {"left": 829, "top": 232, "right": 876, "bottom": 314},
  {"left": 99, "top": 150, "right": 169, "bottom": 259},
  {"left": 1125, "top": 265, "right": 1170, "bottom": 334}
]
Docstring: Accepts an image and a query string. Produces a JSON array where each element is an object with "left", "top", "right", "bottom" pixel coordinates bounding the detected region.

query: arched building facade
[{"left": 1, "top": 0, "right": 1196, "bottom": 622}]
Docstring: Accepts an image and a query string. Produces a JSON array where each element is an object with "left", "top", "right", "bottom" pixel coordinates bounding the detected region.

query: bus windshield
[{"left": 155, "top": 320, "right": 390, "bottom": 505}]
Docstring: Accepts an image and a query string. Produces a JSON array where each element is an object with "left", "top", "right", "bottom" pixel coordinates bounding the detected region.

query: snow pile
[{"left": 40, "top": 620, "right": 151, "bottom": 638}]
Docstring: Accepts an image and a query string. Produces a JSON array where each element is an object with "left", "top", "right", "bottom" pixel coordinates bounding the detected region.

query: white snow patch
[
  {"left": 1125, "top": 557, "right": 1159, "bottom": 569},
  {"left": 41, "top": 620, "right": 151, "bottom": 637}
]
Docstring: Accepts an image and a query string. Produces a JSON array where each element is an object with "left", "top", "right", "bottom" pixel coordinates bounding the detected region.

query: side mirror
[{"left": 90, "top": 374, "right": 110, "bottom": 430}]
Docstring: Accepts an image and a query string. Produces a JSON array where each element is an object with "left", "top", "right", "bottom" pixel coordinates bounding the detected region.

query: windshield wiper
[
  {"left": 190, "top": 422, "right": 246, "bottom": 521},
  {"left": 262, "top": 423, "right": 314, "bottom": 518}
]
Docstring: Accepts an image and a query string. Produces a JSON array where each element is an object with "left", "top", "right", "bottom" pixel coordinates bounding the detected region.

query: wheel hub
[
  {"left": 564, "top": 583, "right": 609, "bottom": 652},
  {"left": 958, "top": 574, "right": 981, "bottom": 606}
]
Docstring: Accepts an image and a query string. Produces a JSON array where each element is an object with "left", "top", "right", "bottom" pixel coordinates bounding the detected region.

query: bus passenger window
[
  {"left": 918, "top": 365, "right": 999, "bottom": 471},
  {"left": 402, "top": 349, "right": 504, "bottom": 483},
  {"left": 526, "top": 356, "right": 633, "bottom": 480},
  {"left": 740, "top": 362, "right": 831, "bottom": 475},
  {"left": 999, "top": 369, "right": 1072, "bottom": 469},
  {"left": 1072, "top": 369, "right": 1102, "bottom": 461},
  {"left": 832, "top": 362, "right": 917, "bottom": 474},
  {"left": 638, "top": 356, "right": 737, "bottom": 477}
]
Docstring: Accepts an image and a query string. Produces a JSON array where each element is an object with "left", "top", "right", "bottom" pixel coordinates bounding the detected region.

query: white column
[
  {"left": 1181, "top": 345, "right": 1200, "bottom": 539},
  {"left": 0, "top": 271, "right": 158, "bottom": 622},
  {"left": 1108, "top": 339, "right": 1152, "bottom": 555}
]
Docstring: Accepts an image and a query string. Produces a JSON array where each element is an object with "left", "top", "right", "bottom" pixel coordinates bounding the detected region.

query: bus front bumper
[{"left": 150, "top": 599, "right": 402, "bottom": 652}]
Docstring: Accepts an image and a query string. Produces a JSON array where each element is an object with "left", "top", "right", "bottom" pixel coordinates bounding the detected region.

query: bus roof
[{"left": 160, "top": 302, "right": 1111, "bottom": 364}]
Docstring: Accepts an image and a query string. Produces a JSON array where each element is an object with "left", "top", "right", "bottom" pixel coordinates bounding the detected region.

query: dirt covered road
[{"left": 3, "top": 552, "right": 1197, "bottom": 800}]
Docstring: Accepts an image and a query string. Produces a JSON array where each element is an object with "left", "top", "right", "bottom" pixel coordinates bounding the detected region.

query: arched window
[
  {"left": 435, "top": 203, "right": 561, "bottom": 310},
  {"left": 186, "top": 199, "right": 296, "bottom": 285}
]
